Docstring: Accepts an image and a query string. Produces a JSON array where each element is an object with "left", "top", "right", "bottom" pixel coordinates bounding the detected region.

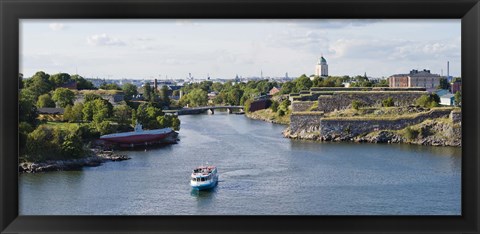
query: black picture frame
[{"left": 1, "top": 0, "right": 479, "bottom": 233}]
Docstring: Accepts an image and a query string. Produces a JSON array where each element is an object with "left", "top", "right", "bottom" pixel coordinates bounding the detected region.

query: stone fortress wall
[
  {"left": 290, "top": 87, "right": 427, "bottom": 113},
  {"left": 287, "top": 87, "right": 460, "bottom": 142},
  {"left": 317, "top": 91, "right": 427, "bottom": 113}
]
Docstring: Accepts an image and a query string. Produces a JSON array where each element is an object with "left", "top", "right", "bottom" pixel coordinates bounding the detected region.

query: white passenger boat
[{"left": 190, "top": 165, "right": 218, "bottom": 190}]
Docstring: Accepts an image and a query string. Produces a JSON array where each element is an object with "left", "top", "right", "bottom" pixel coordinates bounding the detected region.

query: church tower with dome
[{"left": 315, "top": 56, "right": 328, "bottom": 77}]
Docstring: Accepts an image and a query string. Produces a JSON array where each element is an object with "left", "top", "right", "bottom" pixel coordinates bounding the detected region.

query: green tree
[
  {"left": 244, "top": 99, "right": 253, "bottom": 113},
  {"left": 132, "top": 103, "right": 163, "bottom": 129},
  {"left": 25, "top": 125, "right": 55, "bottom": 162},
  {"left": 82, "top": 98, "right": 113, "bottom": 122},
  {"left": 71, "top": 103, "right": 84, "bottom": 122},
  {"left": 122, "top": 83, "right": 138, "bottom": 101},
  {"left": 270, "top": 101, "right": 279, "bottom": 112},
  {"left": 19, "top": 122, "right": 35, "bottom": 156},
  {"left": 19, "top": 90, "right": 39, "bottom": 127},
  {"left": 280, "top": 81, "right": 295, "bottom": 94},
  {"left": 143, "top": 82, "right": 153, "bottom": 102},
  {"left": 63, "top": 103, "right": 84, "bottom": 122},
  {"left": 92, "top": 99, "right": 113, "bottom": 123},
  {"left": 454, "top": 91, "right": 461, "bottom": 106},
  {"left": 36, "top": 93, "right": 56, "bottom": 108},
  {"left": 295, "top": 74, "right": 313, "bottom": 92},
  {"left": 226, "top": 88, "right": 244, "bottom": 106},
  {"left": 100, "top": 83, "right": 121, "bottom": 90},
  {"left": 72, "top": 75, "right": 95, "bottom": 90},
  {"left": 24, "top": 71, "right": 53, "bottom": 100},
  {"left": 159, "top": 85, "right": 170, "bottom": 107},
  {"left": 49, "top": 73, "right": 72, "bottom": 88},
  {"left": 91, "top": 121, "right": 117, "bottom": 136},
  {"left": 374, "top": 79, "right": 389, "bottom": 87},
  {"left": 437, "top": 78, "right": 451, "bottom": 90},
  {"left": 113, "top": 104, "right": 133, "bottom": 125},
  {"left": 415, "top": 94, "right": 440, "bottom": 108},
  {"left": 84, "top": 93, "right": 102, "bottom": 102},
  {"left": 280, "top": 99, "right": 291, "bottom": 112},
  {"left": 52, "top": 88, "right": 75, "bottom": 108},
  {"left": 171, "top": 116, "right": 180, "bottom": 130},
  {"left": 180, "top": 88, "right": 208, "bottom": 107},
  {"left": 312, "top": 76, "right": 323, "bottom": 87},
  {"left": 156, "top": 115, "right": 181, "bottom": 130},
  {"left": 25, "top": 124, "right": 85, "bottom": 162},
  {"left": 211, "top": 82, "right": 224, "bottom": 92}
]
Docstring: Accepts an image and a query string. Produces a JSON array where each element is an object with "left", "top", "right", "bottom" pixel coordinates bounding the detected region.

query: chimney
[
  {"left": 154, "top": 79, "right": 158, "bottom": 90},
  {"left": 447, "top": 61, "right": 450, "bottom": 78}
]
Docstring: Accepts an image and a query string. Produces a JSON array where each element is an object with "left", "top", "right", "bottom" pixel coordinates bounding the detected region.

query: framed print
[{"left": 1, "top": 0, "right": 479, "bottom": 233}]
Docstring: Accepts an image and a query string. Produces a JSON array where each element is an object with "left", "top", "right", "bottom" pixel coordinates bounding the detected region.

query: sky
[{"left": 20, "top": 19, "right": 461, "bottom": 80}]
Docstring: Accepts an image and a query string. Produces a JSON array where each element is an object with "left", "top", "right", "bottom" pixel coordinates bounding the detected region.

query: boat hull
[{"left": 191, "top": 179, "right": 218, "bottom": 190}]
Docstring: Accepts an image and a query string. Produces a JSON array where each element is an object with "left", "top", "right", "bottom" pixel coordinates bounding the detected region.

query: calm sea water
[{"left": 19, "top": 112, "right": 461, "bottom": 215}]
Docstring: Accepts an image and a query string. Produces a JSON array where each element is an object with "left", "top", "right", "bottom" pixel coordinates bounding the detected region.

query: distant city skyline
[{"left": 20, "top": 19, "right": 460, "bottom": 79}]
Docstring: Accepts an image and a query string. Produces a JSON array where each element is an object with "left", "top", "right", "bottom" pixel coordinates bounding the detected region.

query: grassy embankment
[
  {"left": 246, "top": 109, "right": 291, "bottom": 125},
  {"left": 322, "top": 106, "right": 457, "bottom": 120}
]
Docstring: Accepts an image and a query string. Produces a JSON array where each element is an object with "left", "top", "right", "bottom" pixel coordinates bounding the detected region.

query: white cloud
[
  {"left": 329, "top": 39, "right": 404, "bottom": 58},
  {"left": 329, "top": 37, "right": 460, "bottom": 61},
  {"left": 175, "top": 20, "right": 199, "bottom": 26},
  {"left": 87, "top": 33, "right": 126, "bottom": 46},
  {"left": 266, "top": 29, "right": 330, "bottom": 54},
  {"left": 292, "top": 19, "right": 381, "bottom": 30},
  {"left": 49, "top": 23, "right": 66, "bottom": 31}
]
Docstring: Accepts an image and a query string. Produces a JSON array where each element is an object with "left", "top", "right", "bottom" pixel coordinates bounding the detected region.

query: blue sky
[{"left": 20, "top": 19, "right": 460, "bottom": 79}]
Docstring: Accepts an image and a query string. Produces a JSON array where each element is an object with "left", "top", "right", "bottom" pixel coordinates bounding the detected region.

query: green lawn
[{"left": 44, "top": 121, "right": 81, "bottom": 129}]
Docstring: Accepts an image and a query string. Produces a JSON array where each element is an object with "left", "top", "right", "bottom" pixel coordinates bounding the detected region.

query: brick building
[
  {"left": 450, "top": 78, "right": 462, "bottom": 94},
  {"left": 388, "top": 69, "right": 441, "bottom": 90}
]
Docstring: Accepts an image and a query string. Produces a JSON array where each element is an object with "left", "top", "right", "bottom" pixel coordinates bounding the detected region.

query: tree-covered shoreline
[{"left": 20, "top": 71, "right": 180, "bottom": 164}]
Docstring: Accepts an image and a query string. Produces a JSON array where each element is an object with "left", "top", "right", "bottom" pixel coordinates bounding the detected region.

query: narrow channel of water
[{"left": 19, "top": 112, "right": 461, "bottom": 215}]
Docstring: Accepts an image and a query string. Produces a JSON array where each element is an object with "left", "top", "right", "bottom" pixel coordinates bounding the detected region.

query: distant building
[
  {"left": 435, "top": 89, "right": 450, "bottom": 97},
  {"left": 269, "top": 87, "right": 281, "bottom": 96},
  {"left": 388, "top": 69, "right": 441, "bottom": 90},
  {"left": 450, "top": 78, "right": 461, "bottom": 94},
  {"left": 38, "top": 107, "right": 64, "bottom": 115},
  {"left": 207, "top": 92, "right": 218, "bottom": 99},
  {"left": 60, "top": 80, "right": 78, "bottom": 90},
  {"left": 439, "top": 93, "right": 455, "bottom": 106},
  {"left": 315, "top": 56, "right": 328, "bottom": 77}
]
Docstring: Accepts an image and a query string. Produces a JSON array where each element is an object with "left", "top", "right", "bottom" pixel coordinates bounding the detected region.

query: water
[{"left": 19, "top": 112, "right": 461, "bottom": 215}]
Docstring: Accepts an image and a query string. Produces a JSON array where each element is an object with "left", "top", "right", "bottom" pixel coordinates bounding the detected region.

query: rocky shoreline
[
  {"left": 19, "top": 148, "right": 130, "bottom": 173},
  {"left": 283, "top": 119, "right": 461, "bottom": 147}
]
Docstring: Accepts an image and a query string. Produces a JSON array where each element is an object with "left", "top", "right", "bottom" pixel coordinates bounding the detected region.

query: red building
[
  {"left": 450, "top": 79, "right": 462, "bottom": 94},
  {"left": 60, "top": 80, "right": 78, "bottom": 90},
  {"left": 388, "top": 69, "right": 441, "bottom": 89},
  {"left": 269, "top": 87, "right": 281, "bottom": 96}
]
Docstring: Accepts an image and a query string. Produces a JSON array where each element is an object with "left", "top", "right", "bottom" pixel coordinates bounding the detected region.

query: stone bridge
[{"left": 163, "top": 106, "right": 244, "bottom": 115}]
